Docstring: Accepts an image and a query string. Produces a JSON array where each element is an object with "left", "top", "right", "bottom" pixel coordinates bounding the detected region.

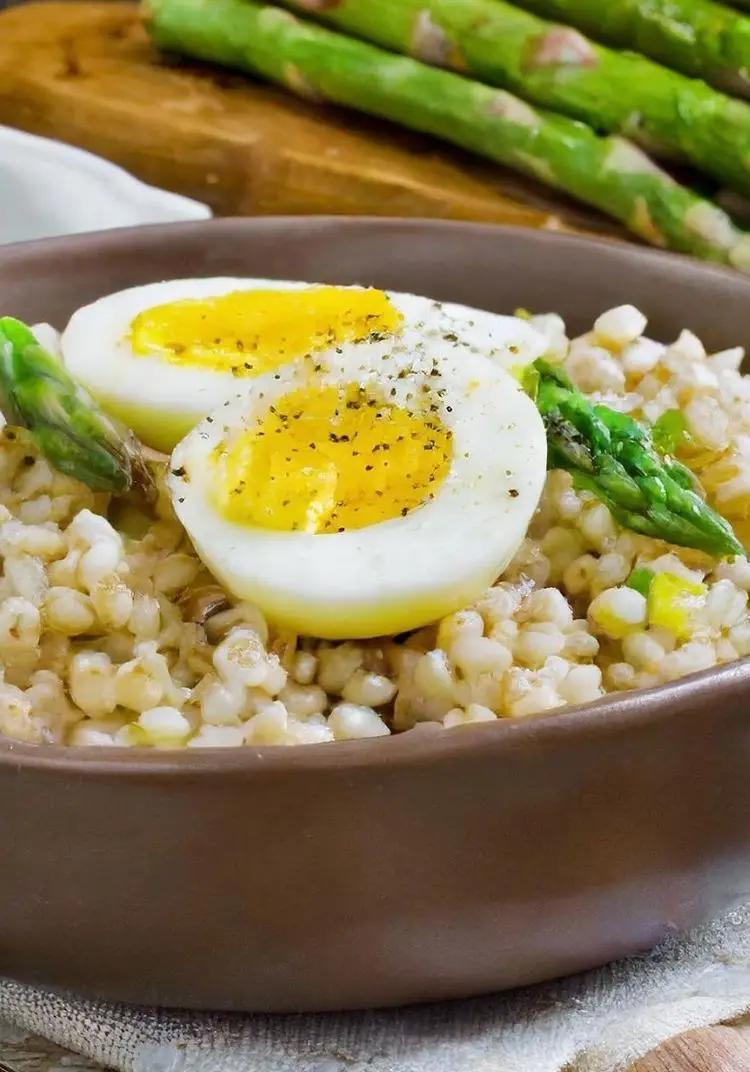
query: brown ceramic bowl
[{"left": 2, "top": 218, "right": 750, "bottom": 1013}]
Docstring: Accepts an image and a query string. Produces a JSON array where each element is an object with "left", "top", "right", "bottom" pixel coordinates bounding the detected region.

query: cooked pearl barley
[
  {"left": 593, "top": 553, "right": 631, "bottom": 591},
  {"left": 213, "top": 628, "right": 270, "bottom": 688},
  {"left": 715, "top": 637, "right": 738, "bottom": 662},
  {"left": 436, "top": 610, "right": 484, "bottom": 651},
  {"left": 16, "top": 495, "right": 53, "bottom": 525},
  {"left": 541, "top": 527, "right": 584, "bottom": 569},
  {"left": 115, "top": 658, "right": 164, "bottom": 712},
  {"left": 2, "top": 301, "right": 749, "bottom": 750},
  {"left": 243, "top": 702, "right": 288, "bottom": 745},
  {"left": 67, "top": 509, "right": 122, "bottom": 553},
  {"left": 291, "top": 650, "right": 318, "bottom": 685},
  {"left": 621, "top": 631, "right": 666, "bottom": 671},
  {"left": 137, "top": 706, "right": 191, "bottom": 744},
  {"left": 0, "top": 597, "right": 41, "bottom": 650},
  {"left": 413, "top": 649, "right": 456, "bottom": 703},
  {"left": 328, "top": 703, "right": 391, "bottom": 740},
  {"left": 557, "top": 665, "right": 603, "bottom": 705},
  {"left": 188, "top": 724, "right": 246, "bottom": 748},
  {"left": 715, "top": 557, "right": 750, "bottom": 591},
  {"left": 0, "top": 520, "right": 65, "bottom": 560},
  {"left": 5, "top": 555, "right": 48, "bottom": 604},
  {"left": 0, "top": 682, "right": 40, "bottom": 743},
  {"left": 204, "top": 602, "right": 269, "bottom": 646},
  {"left": 78, "top": 540, "right": 121, "bottom": 591},
  {"left": 513, "top": 628, "right": 565, "bottom": 668},
  {"left": 44, "top": 588, "right": 96, "bottom": 635},
  {"left": 154, "top": 554, "right": 201, "bottom": 595},
  {"left": 589, "top": 587, "right": 648, "bottom": 639},
  {"left": 685, "top": 396, "right": 730, "bottom": 452},
  {"left": 317, "top": 643, "right": 364, "bottom": 694},
  {"left": 456, "top": 668, "right": 504, "bottom": 711},
  {"left": 703, "top": 580, "right": 748, "bottom": 629},
  {"left": 69, "top": 652, "right": 116, "bottom": 716},
  {"left": 646, "top": 554, "right": 703, "bottom": 584},
  {"left": 672, "top": 329, "right": 705, "bottom": 363},
  {"left": 259, "top": 655, "right": 287, "bottom": 696},
  {"left": 579, "top": 504, "right": 618, "bottom": 549},
  {"left": 508, "top": 683, "right": 564, "bottom": 718},
  {"left": 47, "top": 549, "right": 81, "bottom": 588},
  {"left": 279, "top": 681, "right": 328, "bottom": 718},
  {"left": 538, "top": 655, "right": 570, "bottom": 683},
  {"left": 15, "top": 458, "right": 54, "bottom": 498},
  {"left": 518, "top": 587, "right": 574, "bottom": 629},
  {"left": 563, "top": 554, "right": 598, "bottom": 596},
  {"left": 606, "top": 662, "right": 637, "bottom": 690},
  {"left": 620, "top": 337, "right": 664, "bottom": 376},
  {"left": 69, "top": 725, "right": 117, "bottom": 747},
  {"left": 98, "top": 632, "right": 135, "bottom": 665},
  {"left": 506, "top": 539, "right": 551, "bottom": 586},
  {"left": 24, "top": 670, "right": 70, "bottom": 719},
  {"left": 660, "top": 641, "right": 716, "bottom": 682},
  {"left": 285, "top": 720, "right": 335, "bottom": 745},
  {"left": 529, "top": 313, "right": 567, "bottom": 358},
  {"left": 567, "top": 341, "right": 625, "bottom": 394},
  {"left": 198, "top": 675, "right": 246, "bottom": 725},
  {"left": 594, "top": 305, "right": 647, "bottom": 349},
  {"left": 450, "top": 635, "right": 513, "bottom": 676},
  {"left": 341, "top": 670, "right": 396, "bottom": 708},
  {"left": 710, "top": 346, "right": 744, "bottom": 372},
  {"left": 729, "top": 622, "right": 750, "bottom": 655},
  {"left": 443, "top": 703, "right": 497, "bottom": 728},
  {"left": 128, "top": 595, "right": 161, "bottom": 640},
  {"left": 91, "top": 576, "right": 133, "bottom": 630}
]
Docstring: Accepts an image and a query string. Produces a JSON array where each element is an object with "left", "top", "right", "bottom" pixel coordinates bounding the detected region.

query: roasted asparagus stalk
[
  {"left": 513, "top": 0, "right": 750, "bottom": 100},
  {"left": 278, "top": 0, "right": 750, "bottom": 192},
  {"left": 145, "top": 0, "right": 750, "bottom": 268}
]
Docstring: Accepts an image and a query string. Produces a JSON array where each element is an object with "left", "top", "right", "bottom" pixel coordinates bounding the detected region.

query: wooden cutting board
[{"left": 0, "top": 1, "right": 620, "bottom": 232}]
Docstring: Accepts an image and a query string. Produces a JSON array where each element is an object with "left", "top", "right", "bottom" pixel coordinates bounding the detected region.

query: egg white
[
  {"left": 60, "top": 278, "right": 546, "bottom": 452},
  {"left": 168, "top": 340, "right": 547, "bottom": 639}
]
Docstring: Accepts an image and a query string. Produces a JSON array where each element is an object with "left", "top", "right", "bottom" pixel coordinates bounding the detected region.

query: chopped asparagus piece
[
  {"left": 526, "top": 359, "right": 745, "bottom": 559},
  {"left": 0, "top": 317, "right": 155, "bottom": 499}
]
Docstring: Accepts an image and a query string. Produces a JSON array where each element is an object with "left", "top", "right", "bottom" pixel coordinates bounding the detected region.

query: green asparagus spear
[
  {"left": 277, "top": 0, "right": 750, "bottom": 197},
  {"left": 0, "top": 318, "right": 155, "bottom": 499},
  {"left": 526, "top": 358, "right": 745, "bottom": 558},
  {"left": 146, "top": 0, "right": 750, "bottom": 268},
  {"left": 513, "top": 0, "right": 750, "bottom": 100}
]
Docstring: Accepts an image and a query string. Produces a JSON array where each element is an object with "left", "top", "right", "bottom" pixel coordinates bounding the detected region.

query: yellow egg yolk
[
  {"left": 211, "top": 383, "right": 453, "bottom": 534},
  {"left": 129, "top": 287, "right": 402, "bottom": 375}
]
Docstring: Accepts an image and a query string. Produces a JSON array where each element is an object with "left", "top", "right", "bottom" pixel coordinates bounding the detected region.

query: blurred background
[{"left": 3, "top": 0, "right": 750, "bottom": 261}]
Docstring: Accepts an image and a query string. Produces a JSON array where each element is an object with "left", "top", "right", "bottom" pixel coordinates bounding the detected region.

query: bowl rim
[
  {"left": 2, "top": 212, "right": 749, "bottom": 284},
  {"left": 2, "top": 214, "right": 748, "bottom": 774},
  {"left": 1, "top": 658, "right": 749, "bottom": 774}
]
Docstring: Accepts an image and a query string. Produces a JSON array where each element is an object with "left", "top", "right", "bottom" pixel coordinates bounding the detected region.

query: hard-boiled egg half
[
  {"left": 60, "top": 278, "right": 546, "bottom": 452},
  {"left": 168, "top": 340, "right": 547, "bottom": 639}
]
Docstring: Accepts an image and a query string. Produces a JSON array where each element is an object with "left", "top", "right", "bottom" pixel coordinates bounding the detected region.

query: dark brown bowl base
[{"left": 1, "top": 218, "right": 750, "bottom": 1012}]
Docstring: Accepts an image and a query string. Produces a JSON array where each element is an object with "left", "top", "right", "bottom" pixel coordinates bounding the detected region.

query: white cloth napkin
[{"left": 1, "top": 904, "right": 749, "bottom": 1072}]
